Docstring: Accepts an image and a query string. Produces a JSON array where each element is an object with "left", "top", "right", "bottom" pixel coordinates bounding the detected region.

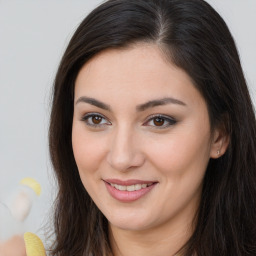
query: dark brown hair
[{"left": 49, "top": 0, "right": 256, "bottom": 255}]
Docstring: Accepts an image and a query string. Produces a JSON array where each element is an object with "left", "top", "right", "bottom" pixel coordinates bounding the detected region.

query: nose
[{"left": 106, "top": 126, "right": 145, "bottom": 172}]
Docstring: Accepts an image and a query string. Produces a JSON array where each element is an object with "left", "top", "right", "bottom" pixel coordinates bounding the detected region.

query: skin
[
  {"left": 0, "top": 236, "right": 26, "bottom": 256},
  {"left": 72, "top": 44, "right": 228, "bottom": 256}
]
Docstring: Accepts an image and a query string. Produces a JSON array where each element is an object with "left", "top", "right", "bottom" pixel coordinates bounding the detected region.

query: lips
[
  {"left": 103, "top": 179, "right": 158, "bottom": 202},
  {"left": 109, "top": 182, "right": 153, "bottom": 191}
]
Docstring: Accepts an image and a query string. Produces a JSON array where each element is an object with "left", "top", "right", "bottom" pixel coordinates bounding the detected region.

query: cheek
[
  {"left": 72, "top": 124, "right": 106, "bottom": 176},
  {"left": 145, "top": 125, "right": 211, "bottom": 178}
]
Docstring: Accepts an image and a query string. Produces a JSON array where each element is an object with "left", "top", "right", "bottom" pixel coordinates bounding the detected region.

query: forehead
[{"left": 74, "top": 43, "right": 204, "bottom": 108}]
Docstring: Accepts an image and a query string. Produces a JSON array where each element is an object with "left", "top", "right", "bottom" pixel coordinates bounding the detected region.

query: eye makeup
[{"left": 81, "top": 112, "right": 177, "bottom": 130}]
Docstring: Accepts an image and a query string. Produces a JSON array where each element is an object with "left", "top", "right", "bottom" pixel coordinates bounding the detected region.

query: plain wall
[{"left": 0, "top": 0, "right": 255, "bottom": 241}]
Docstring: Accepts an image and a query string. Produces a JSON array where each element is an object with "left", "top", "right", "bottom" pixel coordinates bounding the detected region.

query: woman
[{"left": 48, "top": 0, "right": 256, "bottom": 255}]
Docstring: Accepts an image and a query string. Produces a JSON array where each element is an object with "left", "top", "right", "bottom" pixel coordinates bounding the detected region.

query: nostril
[
  {"left": 107, "top": 151, "right": 144, "bottom": 171},
  {"left": 106, "top": 132, "right": 145, "bottom": 171}
]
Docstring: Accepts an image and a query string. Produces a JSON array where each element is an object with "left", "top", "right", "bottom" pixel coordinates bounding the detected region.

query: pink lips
[{"left": 104, "top": 179, "right": 157, "bottom": 202}]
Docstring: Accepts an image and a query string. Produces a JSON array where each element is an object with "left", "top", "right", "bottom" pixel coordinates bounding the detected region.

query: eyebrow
[
  {"left": 136, "top": 97, "right": 187, "bottom": 111},
  {"left": 75, "top": 96, "right": 186, "bottom": 112},
  {"left": 75, "top": 96, "right": 111, "bottom": 111}
]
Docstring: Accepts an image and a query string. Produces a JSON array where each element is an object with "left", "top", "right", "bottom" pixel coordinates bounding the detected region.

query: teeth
[
  {"left": 110, "top": 183, "right": 153, "bottom": 191},
  {"left": 127, "top": 185, "right": 135, "bottom": 191},
  {"left": 135, "top": 184, "right": 142, "bottom": 190},
  {"left": 118, "top": 185, "right": 126, "bottom": 191}
]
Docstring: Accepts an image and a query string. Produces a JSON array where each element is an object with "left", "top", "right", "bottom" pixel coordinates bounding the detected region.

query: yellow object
[
  {"left": 24, "top": 232, "right": 46, "bottom": 256},
  {"left": 20, "top": 177, "right": 42, "bottom": 196}
]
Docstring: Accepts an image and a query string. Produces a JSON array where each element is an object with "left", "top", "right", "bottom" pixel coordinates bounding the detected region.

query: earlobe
[{"left": 210, "top": 128, "right": 230, "bottom": 159}]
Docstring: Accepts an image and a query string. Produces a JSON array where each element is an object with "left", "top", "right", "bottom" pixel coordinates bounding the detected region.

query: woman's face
[{"left": 72, "top": 44, "right": 220, "bottom": 232}]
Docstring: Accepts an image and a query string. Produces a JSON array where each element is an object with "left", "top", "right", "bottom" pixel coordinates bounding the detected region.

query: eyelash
[
  {"left": 81, "top": 113, "right": 111, "bottom": 128},
  {"left": 143, "top": 114, "right": 177, "bottom": 129},
  {"left": 81, "top": 113, "right": 177, "bottom": 129}
]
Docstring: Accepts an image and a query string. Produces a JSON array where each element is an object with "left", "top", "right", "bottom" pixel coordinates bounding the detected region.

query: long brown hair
[{"left": 49, "top": 0, "right": 256, "bottom": 255}]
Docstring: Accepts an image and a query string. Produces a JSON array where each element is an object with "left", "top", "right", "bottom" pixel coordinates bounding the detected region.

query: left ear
[{"left": 210, "top": 125, "right": 230, "bottom": 159}]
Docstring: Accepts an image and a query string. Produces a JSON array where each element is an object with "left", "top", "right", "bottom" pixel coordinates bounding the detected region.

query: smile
[
  {"left": 109, "top": 183, "right": 153, "bottom": 191},
  {"left": 104, "top": 179, "right": 157, "bottom": 202}
]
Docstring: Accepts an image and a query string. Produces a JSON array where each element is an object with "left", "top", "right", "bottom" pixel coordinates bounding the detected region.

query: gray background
[{"left": 0, "top": 0, "right": 255, "bottom": 242}]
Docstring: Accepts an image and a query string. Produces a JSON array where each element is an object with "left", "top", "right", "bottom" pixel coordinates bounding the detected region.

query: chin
[
  {"left": 104, "top": 208, "right": 156, "bottom": 231},
  {"left": 110, "top": 219, "right": 151, "bottom": 231}
]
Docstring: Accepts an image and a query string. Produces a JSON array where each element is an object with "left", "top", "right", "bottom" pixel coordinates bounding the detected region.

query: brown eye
[
  {"left": 92, "top": 116, "right": 102, "bottom": 124},
  {"left": 153, "top": 117, "right": 165, "bottom": 126},
  {"left": 143, "top": 115, "right": 177, "bottom": 129},
  {"left": 82, "top": 113, "right": 111, "bottom": 127}
]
